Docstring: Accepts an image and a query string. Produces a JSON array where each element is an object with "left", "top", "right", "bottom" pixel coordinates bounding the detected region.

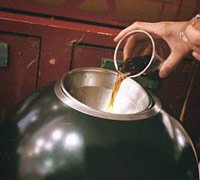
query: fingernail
[
  {"left": 114, "top": 37, "right": 118, "bottom": 42},
  {"left": 114, "top": 32, "right": 122, "bottom": 42}
]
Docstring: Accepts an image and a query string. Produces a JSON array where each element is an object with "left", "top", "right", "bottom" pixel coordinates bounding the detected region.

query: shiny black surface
[{"left": 0, "top": 83, "right": 199, "bottom": 180}]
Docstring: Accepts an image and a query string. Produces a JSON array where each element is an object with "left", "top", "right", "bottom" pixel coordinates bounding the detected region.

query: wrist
[{"left": 180, "top": 15, "right": 200, "bottom": 50}]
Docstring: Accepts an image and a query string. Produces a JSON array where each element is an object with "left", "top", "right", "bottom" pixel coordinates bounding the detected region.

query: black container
[{"left": 0, "top": 68, "right": 199, "bottom": 180}]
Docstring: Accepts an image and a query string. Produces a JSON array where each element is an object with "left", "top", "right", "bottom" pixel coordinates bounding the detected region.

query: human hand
[{"left": 114, "top": 21, "right": 196, "bottom": 78}]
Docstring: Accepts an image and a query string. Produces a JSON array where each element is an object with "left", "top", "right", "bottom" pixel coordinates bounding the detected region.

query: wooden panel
[
  {"left": 182, "top": 63, "right": 200, "bottom": 144},
  {"left": 153, "top": 60, "right": 194, "bottom": 119},
  {"left": 0, "top": 32, "right": 40, "bottom": 119},
  {"left": 0, "top": 11, "right": 119, "bottom": 88},
  {"left": 71, "top": 44, "right": 116, "bottom": 69},
  {"left": 0, "top": 0, "right": 199, "bottom": 27},
  {"left": 71, "top": 41, "right": 126, "bottom": 71}
]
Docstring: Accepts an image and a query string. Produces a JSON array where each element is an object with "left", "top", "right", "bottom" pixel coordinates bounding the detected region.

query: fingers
[
  {"left": 123, "top": 36, "right": 137, "bottom": 60},
  {"left": 123, "top": 33, "right": 154, "bottom": 61},
  {"left": 192, "top": 51, "right": 200, "bottom": 61},
  {"left": 114, "top": 21, "right": 164, "bottom": 42},
  {"left": 159, "top": 52, "right": 183, "bottom": 78}
]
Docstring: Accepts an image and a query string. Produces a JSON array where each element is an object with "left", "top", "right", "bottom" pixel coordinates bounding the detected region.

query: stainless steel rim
[{"left": 54, "top": 68, "right": 161, "bottom": 120}]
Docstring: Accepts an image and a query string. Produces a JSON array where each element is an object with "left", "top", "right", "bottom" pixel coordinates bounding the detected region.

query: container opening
[{"left": 62, "top": 68, "right": 150, "bottom": 115}]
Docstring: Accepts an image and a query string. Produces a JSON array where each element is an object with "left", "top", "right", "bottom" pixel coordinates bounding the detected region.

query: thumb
[{"left": 159, "top": 52, "right": 183, "bottom": 78}]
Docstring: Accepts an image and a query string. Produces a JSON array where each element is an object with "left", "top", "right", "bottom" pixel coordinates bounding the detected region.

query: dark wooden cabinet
[
  {"left": 0, "top": 11, "right": 119, "bottom": 120},
  {"left": 71, "top": 44, "right": 115, "bottom": 69},
  {"left": 154, "top": 60, "right": 195, "bottom": 119},
  {"left": 0, "top": 0, "right": 199, "bottom": 26},
  {"left": 183, "top": 63, "right": 200, "bottom": 143},
  {"left": 0, "top": 32, "right": 40, "bottom": 118}
]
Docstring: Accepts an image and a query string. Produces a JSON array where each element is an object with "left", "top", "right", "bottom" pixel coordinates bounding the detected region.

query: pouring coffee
[{"left": 107, "top": 30, "right": 170, "bottom": 112}]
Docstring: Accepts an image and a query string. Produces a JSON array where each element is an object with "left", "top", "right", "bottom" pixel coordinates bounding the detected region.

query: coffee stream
[
  {"left": 107, "top": 71, "right": 127, "bottom": 112},
  {"left": 107, "top": 55, "right": 152, "bottom": 112}
]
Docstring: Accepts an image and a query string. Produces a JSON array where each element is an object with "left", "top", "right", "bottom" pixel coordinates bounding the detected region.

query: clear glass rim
[{"left": 113, "top": 30, "right": 156, "bottom": 78}]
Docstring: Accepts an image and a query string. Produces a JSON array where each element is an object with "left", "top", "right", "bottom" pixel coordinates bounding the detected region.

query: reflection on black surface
[{"left": 0, "top": 83, "right": 198, "bottom": 180}]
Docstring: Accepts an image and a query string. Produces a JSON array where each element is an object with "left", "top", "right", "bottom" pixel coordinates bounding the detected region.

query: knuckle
[{"left": 132, "top": 21, "right": 141, "bottom": 29}]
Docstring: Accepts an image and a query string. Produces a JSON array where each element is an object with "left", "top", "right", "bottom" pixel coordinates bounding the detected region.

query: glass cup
[{"left": 113, "top": 30, "right": 170, "bottom": 79}]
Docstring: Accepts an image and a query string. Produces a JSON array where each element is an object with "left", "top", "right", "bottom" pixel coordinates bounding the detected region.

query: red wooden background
[
  {"left": 0, "top": 0, "right": 200, "bottom": 27},
  {"left": 0, "top": 32, "right": 40, "bottom": 118}
]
